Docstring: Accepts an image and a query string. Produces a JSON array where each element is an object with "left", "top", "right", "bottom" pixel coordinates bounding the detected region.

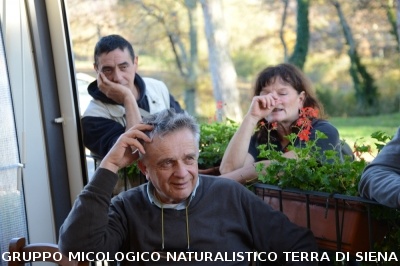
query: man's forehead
[
  {"left": 143, "top": 132, "right": 198, "bottom": 154},
  {"left": 155, "top": 150, "right": 197, "bottom": 162},
  {"left": 98, "top": 48, "right": 131, "bottom": 65}
]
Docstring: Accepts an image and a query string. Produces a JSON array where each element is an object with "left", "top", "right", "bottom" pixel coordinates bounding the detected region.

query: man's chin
[{"left": 170, "top": 191, "right": 192, "bottom": 203}]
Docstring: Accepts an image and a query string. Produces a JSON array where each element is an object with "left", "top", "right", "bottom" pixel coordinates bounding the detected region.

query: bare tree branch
[{"left": 280, "top": 0, "right": 289, "bottom": 62}]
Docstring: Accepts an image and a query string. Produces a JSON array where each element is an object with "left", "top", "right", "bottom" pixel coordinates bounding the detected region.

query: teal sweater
[{"left": 59, "top": 168, "right": 318, "bottom": 265}]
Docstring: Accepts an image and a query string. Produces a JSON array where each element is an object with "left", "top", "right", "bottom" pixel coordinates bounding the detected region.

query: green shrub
[
  {"left": 198, "top": 119, "right": 238, "bottom": 169},
  {"left": 256, "top": 125, "right": 392, "bottom": 196}
]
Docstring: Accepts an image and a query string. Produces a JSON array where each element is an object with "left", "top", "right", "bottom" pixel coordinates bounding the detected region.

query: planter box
[
  {"left": 253, "top": 183, "right": 389, "bottom": 256},
  {"left": 199, "top": 166, "right": 220, "bottom": 176}
]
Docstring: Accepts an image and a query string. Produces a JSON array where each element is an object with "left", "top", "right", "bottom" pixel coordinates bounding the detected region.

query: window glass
[{"left": 0, "top": 21, "right": 28, "bottom": 261}]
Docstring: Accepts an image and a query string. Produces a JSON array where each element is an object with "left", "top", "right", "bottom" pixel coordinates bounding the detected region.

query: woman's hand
[{"left": 247, "top": 92, "right": 280, "bottom": 120}]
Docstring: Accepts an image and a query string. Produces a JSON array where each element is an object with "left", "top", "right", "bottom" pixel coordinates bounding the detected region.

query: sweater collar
[{"left": 146, "top": 177, "right": 200, "bottom": 210}]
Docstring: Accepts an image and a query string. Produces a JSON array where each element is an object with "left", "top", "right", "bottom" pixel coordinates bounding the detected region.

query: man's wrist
[{"left": 99, "top": 160, "right": 119, "bottom": 173}]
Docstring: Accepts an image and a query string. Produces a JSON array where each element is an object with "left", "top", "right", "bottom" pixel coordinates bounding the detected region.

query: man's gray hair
[{"left": 142, "top": 109, "right": 200, "bottom": 145}]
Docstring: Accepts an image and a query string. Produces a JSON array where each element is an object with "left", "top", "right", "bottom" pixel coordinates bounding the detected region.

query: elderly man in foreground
[{"left": 59, "top": 109, "right": 318, "bottom": 265}]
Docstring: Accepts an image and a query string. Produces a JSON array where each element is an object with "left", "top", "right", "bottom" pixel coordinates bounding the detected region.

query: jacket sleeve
[
  {"left": 81, "top": 116, "right": 125, "bottom": 158},
  {"left": 358, "top": 127, "right": 400, "bottom": 208}
]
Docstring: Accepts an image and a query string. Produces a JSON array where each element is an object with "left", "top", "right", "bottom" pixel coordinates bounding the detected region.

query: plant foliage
[
  {"left": 255, "top": 107, "right": 392, "bottom": 196},
  {"left": 257, "top": 130, "right": 361, "bottom": 196},
  {"left": 255, "top": 119, "right": 400, "bottom": 261},
  {"left": 198, "top": 119, "right": 238, "bottom": 169}
]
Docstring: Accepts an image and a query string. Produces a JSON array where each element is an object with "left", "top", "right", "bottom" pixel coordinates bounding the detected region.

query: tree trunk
[
  {"left": 134, "top": 0, "right": 200, "bottom": 117},
  {"left": 288, "top": 0, "right": 310, "bottom": 70},
  {"left": 397, "top": 0, "right": 400, "bottom": 52},
  {"left": 184, "top": 0, "right": 199, "bottom": 116},
  {"left": 333, "top": 0, "right": 378, "bottom": 113},
  {"left": 199, "top": 0, "right": 243, "bottom": 122},
  {"left": 280, "top": 0, "right": 289, "bottom": 62},
  {"left": 385, "top": 0, "right": 399, "bottom": 52}
]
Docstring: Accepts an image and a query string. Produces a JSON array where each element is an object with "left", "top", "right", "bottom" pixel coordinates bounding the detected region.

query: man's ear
[
  {"left": 133, "top": 56, "right": 139, "bottom": 71},
  {"left": 137, "top": 160, "right": 148, "bottom": 179}
]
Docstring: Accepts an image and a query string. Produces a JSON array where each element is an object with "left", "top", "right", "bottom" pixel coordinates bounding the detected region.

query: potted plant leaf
[
  {"left": 253, "top": 108, "right": 396, "bottom": 257},
  {"left": 197, "top": 119, "right": 238, "bottom": 175}
]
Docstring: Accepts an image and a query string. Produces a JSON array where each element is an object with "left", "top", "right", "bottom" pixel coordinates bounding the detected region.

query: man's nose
[
  {"left": 111, "top": 69, "right": 123, "bottom": 83},
  {"left": 174, "top": 161, "right": 189, "bottom": 177}
]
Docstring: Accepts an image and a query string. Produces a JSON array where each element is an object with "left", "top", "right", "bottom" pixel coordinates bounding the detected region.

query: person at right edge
[{"left": 359, "top": 127, "right": 400, "bottom": 208}]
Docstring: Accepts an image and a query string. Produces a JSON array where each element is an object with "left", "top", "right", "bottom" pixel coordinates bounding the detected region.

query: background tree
[
  {"left": 66, "top": 0, "right": 120, "bottom": 61},
  {"left": 67, "top": 0, "right": 400, "bottom": 118},
  {"left": 129, "top": 0, "right": 200, "bottom": 116},
  {"left": 280, "top": 0, "right": 290, "bottom": 62},
  {"left": 332, "top": 0, "right": 379, "bottom": 114},
  {"left": 288, "top": 0, "right": 310, "bottom": 69},
  {"left": 184, "top": 0, "right": 200, "bottom": 116},
  {"left": 199, "top": 0, "right": 242, "bottom": 121},
  {"left": 385, "top": 0, "right": 400, "bottom": 52},
  {"left": 397, "top": 0, "right": 400, "bottom": 51}
]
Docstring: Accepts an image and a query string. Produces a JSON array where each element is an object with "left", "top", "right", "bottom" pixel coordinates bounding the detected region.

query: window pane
[{"left": 0, "top": 21, "right": 28, "bottom": 261}]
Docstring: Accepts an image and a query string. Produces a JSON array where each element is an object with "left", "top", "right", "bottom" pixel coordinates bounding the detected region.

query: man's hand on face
[
  {"left": 97, "top": 72, "right": 133, "bottom": 104},
  {"left": 100, "top": 123, "right": 153, "bottom": 173}
]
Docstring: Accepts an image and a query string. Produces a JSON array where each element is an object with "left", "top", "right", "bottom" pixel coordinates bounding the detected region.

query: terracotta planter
[{"left": 254, "top": 183, "right": 389, "bottom": 256}]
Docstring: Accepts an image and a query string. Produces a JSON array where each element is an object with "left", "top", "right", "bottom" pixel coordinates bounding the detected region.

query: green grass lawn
[{"left": 329, "top": 113, "right": 399, "bottom": 157}]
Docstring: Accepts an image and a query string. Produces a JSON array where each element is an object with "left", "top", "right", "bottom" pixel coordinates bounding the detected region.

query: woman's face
[{"left": 260, "top": 77, "right": 305, "bottom": 129}]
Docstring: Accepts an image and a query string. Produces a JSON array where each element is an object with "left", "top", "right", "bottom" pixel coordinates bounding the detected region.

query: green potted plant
[
  {"left": 252, "top": 108, "right": 397, "bottom": 258},
  {"left": 197, "top": 119, "right": 238, "bottom": 175}
]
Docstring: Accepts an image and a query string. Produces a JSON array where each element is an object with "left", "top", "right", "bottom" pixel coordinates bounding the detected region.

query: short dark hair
[{"left": 93, "top": 34, "right": 135, "bottom": 66}]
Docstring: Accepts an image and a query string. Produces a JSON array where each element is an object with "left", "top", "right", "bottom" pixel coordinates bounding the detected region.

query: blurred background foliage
[{"left": 66, "top": 0, "right": 400, "bottom": 120}]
